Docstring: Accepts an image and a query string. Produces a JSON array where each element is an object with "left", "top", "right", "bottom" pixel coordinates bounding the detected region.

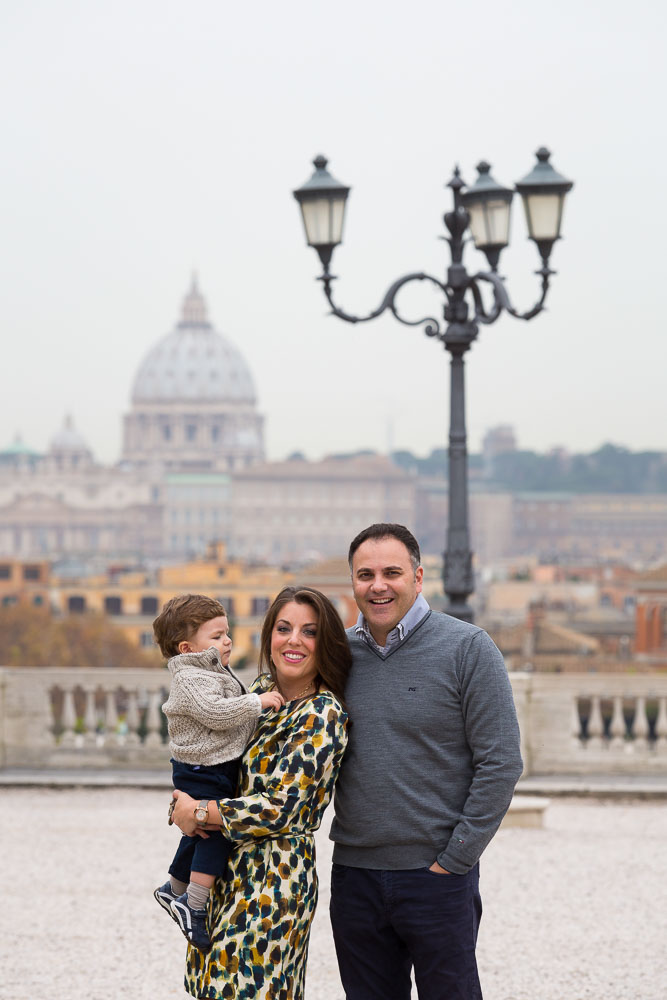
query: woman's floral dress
[{"left": 184, "top": 682, "right": 348, "bottom": 1000}]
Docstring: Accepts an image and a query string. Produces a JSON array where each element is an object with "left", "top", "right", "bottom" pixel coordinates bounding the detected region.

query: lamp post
[{"left": 294, "top": 149, "right": 573, "bottom": 622}]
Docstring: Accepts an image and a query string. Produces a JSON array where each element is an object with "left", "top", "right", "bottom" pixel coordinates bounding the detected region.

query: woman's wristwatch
[{"left": 194, "top": 800, "right": 209, "bottom": 824}]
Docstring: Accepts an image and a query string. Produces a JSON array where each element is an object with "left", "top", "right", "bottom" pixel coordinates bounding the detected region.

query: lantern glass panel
[
  {"left": 468, "top": 198, "right": 511, "bottom": 249},
  {"left": 467, "top": 203, "right": 487, "bottom": 247},
  {"left": 523, "top": 193, "right": 564, "bottom": 241},
  {"left": 484, "top": 198, "right": 511, "bottom": 246},
  {"left": 300, "top": 195, "right": 346, "bottom": 248}
]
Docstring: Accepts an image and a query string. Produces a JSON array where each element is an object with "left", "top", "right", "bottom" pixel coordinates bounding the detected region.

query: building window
[
  {"left": 218, "top": 596, "right": 234, "bottom": 616},
  {"left": 141, "top": 631, "right": 155, "bottom": 648},
  {"left": 141, "top": 596, "right": 159, "bottom": 615},
  {"left": 186, "top": 424, "right": 197, "bottom": 442},
  {"left": 2, "top": 595, "right": 17, "bottom": 607},
  {"left": 162, "top": 425, "right": 172, "bottom": 441},
  {"left": 33, "top": 595, "right": 44, "bottom": 606},
  {"left": 0, "top": 564, "right": 11, "bottom": 580},
  {"left": 23, "top": 565, "right": 41, "bottom": 581},
  {"left": 105, "top": 596, "right": 123, "bottom": 616},
  {"left": 211, "top": 426, "right": 220, "bottom": 442},
  {"left": 251, "top": 597, "right": 270, "bottom": 616},
  {"left": 68, "top": 595, "right": 86, "bottom": 613}
]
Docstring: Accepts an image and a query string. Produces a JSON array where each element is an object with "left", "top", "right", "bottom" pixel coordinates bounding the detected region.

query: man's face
[{"left": 351, "top": 536, "right": 423, "bottom": 644}]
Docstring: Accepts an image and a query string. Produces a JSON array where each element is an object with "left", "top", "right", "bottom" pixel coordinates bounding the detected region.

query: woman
[{"left": 170, "top": 585, "right": 351, "bottom": 999}]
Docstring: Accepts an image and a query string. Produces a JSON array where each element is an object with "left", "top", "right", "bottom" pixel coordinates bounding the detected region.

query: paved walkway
[
  {"left": 2, "top": 789, "right": 667, "bottom": 999},
  {"left": 3, "top": 766, "right": 667, "bottom": 797}
]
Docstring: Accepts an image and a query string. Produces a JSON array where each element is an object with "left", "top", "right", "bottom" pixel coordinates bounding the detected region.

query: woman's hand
[{"left": 171, "top": 789, "right": 210, "bottom": 838}]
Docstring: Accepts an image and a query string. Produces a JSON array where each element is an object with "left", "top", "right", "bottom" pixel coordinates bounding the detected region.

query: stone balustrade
[
  {"left": 511, "top": 672, "right": 667, "bottom": 776},
  {"left": 0, "top": 667, "right": 172, "bottom": 769},
  {"left": 1, "top": 666, "right": 667, "bottom": 775}
]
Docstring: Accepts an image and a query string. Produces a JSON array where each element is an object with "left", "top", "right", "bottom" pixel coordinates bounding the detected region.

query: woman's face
[{"left": 270, "top": 601, "right": 319, "bottom": 693}]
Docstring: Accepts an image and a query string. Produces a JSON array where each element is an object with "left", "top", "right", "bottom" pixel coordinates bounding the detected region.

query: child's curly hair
[{"left": 153, "top": 594, "right": 227, "bottom": 659}]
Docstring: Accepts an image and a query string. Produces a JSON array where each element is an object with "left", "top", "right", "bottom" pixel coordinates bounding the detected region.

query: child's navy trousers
[{"left": 168, "top": 757, "right": 239, "bottom": 881}]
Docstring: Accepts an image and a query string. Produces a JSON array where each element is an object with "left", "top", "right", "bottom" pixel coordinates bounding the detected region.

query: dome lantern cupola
[{"left": 178, "top": 273, "right": 210, "bottom": 328}]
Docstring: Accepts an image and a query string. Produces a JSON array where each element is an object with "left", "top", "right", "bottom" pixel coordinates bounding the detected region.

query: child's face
[{"left": 182, "top": 615, "right": 232, "bottom": 665}]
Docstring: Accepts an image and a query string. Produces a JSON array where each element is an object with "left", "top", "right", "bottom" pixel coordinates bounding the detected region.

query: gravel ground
[{"left": 2, "top": 789, "right": 666, "bottom": 1000}]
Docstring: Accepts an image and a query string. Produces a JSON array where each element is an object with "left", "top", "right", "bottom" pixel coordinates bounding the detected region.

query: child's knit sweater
[{"left": 162, "top": 647, "right": 261, "bottom": 765}]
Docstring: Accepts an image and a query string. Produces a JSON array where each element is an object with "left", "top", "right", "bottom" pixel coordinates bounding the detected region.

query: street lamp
[{"left": 294, "top": 149, "right": 573, "bottom": 622}]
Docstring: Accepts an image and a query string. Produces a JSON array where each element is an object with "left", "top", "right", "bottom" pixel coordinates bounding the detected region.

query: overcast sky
[{"left": 2, "top": 0, "right": 665, "bottom": 464}]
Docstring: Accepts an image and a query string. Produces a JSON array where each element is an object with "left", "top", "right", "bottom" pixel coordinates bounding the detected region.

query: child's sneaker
[
  {"left": 153, "top": 881, "right": 180, "bottom": 924},
  {"left": 170, "top": 893, "right": 212, "bottom": 951}
]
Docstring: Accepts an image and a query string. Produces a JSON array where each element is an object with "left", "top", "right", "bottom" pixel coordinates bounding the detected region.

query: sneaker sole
[
  {"left": 170, "top": 900, "right": 211, "bottom": 952},
  {"left": 154, "top": 888, "right": 180, "bottom": 925},
  {"left": 170, "top": 899, "right": 193, "bottom": 936}
]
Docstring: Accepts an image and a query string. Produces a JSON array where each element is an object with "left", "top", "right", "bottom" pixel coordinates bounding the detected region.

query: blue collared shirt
[{"left": 355, "top": 593, "right": 431, "bottom": 658}]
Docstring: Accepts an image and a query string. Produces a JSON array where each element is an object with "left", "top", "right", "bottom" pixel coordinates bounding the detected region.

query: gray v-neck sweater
[{"left": 330, "top": 611, "right": 523, "bottom": 874}]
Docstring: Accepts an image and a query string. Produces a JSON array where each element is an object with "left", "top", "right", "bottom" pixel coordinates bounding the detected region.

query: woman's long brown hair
[{"left": 257, "top": 586, "right": 351, "bottom": 706}]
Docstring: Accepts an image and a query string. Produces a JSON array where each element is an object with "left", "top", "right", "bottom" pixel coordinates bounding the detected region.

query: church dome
[
  {"left": 131, "top": 278, "right": 257, "bottom": 404},
  {"left": 50, "top": 415, "right": 92, "bottom": 455}
]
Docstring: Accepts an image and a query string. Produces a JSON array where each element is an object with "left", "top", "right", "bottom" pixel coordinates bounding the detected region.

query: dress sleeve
[{"left": 215, "top": 697, "right": 348, "bottom": 842}]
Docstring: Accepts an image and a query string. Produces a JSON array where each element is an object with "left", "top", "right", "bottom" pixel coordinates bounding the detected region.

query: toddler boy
[{"left": 152, "top": 594, "right": 283, "bottom": 950}]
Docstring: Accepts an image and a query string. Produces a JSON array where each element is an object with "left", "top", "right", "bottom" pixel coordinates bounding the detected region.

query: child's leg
[
  {"left": 168, "top": 833, "right": 197, "bottom": 891},
  {"left": 170, "top": 874, "right": 188, "bottom": 896},
  {"left": 185, "top": 870, "right": 215, "bottom": 911}
]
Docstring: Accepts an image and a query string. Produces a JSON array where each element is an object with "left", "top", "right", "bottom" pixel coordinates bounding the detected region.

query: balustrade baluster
[
  {"left": 125, "top": 690, "right": 140, "bottom": 746},
  {"left": 144, "top": 691, "right": 163, "bottom": 748},
  {"left": 633, "top": 696, "right": 649, "bottom": 750},
  {"left": 83, "top": 689, "right": 98, "bottom": 746},
  {"left": 655, "top": 697, "right": 667, "bottom": 755},
  {"left": 610, "top": 695, "right": 626, "bottom": 749},
  {"left": 571, "top": 697, "right": 583, "bottom": 747},
  {"left": 60, "top": 688, "right": 77, "bottom": 747},
  {"left": 587, "top": 695, "right": 604, "bottom": 750},
  {"left": 105, "top": 690, "right": 119, "bottom": 745}
]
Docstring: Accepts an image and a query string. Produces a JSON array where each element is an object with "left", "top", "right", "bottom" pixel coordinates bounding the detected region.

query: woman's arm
[
  {"left": 171, "top": 788, "right": 217, "bottom": 836},
  {"left": 171, "top": 698, "right": 347, "bottom": 841}
]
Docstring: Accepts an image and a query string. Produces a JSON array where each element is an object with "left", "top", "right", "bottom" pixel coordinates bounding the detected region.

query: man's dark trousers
[{"left": 330, "top": 862, "right": 483, "bottom": 1000}]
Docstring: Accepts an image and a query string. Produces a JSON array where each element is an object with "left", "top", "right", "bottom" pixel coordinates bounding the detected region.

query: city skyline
[{"left": 2, "top": 0, "right": 666, "bottom": 464}]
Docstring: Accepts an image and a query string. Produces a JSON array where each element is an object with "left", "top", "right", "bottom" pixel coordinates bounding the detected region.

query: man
[{"left": 330, "top": 523, "right": 523, "bottom": 1000}]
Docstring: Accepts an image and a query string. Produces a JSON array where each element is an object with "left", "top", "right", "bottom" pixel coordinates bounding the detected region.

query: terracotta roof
[{"left": 636, "top": 564, "right": 667, "bottom": 584}]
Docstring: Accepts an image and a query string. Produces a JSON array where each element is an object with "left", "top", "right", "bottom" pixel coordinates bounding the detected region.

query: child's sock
[
  {"left": 170, "top": 876, "right": 188, "bottom": 896},
  {"left": 187, "top": 880, "right": 211, "bottom": 911}
]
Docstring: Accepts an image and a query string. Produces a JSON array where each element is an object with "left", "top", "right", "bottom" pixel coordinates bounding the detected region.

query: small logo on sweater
[{"left": 408, "top": 687, "right": 417, "bottom": 691}]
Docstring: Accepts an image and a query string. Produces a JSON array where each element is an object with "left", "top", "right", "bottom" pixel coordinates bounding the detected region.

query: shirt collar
[{"left": 355, "top": 593, "right": 430, "bottom": 651}]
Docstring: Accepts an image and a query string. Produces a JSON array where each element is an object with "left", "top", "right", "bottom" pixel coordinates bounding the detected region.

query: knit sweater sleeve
[
  {"left": 215, "top": 698, "right": 348, "bottom": 842},
  {"left": 176, "top": 674, "right": 261, "bottom": 733},
  {"left": 437, "top": 630, "right": 523, "bottom": 874}
]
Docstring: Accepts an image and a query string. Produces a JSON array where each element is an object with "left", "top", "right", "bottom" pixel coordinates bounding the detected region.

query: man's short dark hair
[{"left": 348, "top": 523, "right": 421, "bottom": 573}]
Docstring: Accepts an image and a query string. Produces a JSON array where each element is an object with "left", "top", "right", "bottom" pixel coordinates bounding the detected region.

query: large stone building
[
  {"left": 229, "top": 453, "right": 414, "bottom": 563},
  {"left": 0, "top": 419, "right": 160, "bottom": 559},
  {"left": 0, "top": 279, "right": 416, "bottom": 564}
]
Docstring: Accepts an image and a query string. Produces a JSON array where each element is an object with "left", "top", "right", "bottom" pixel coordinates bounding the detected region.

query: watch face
[{"left": 195, "top": 807, "right": 207, "bottom": 822}]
